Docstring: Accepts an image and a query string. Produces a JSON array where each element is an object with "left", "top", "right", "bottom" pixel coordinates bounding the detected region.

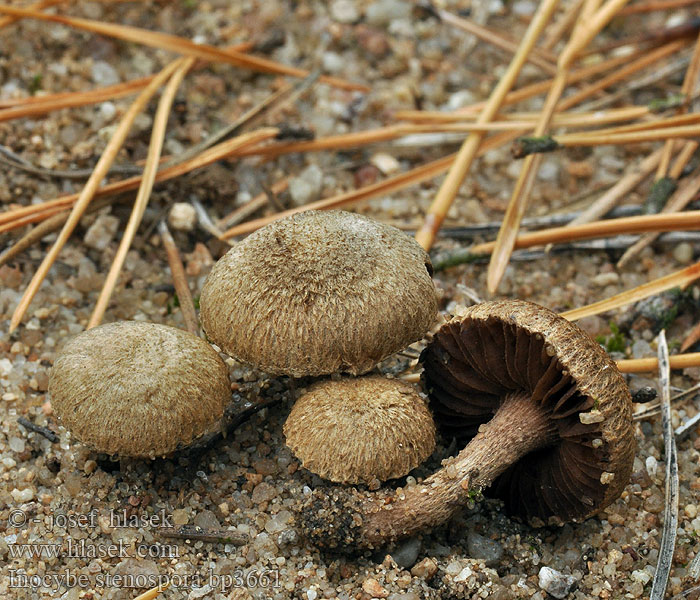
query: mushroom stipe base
[{"left": 300, "top": 391, "right": 559, "bottom": 550}]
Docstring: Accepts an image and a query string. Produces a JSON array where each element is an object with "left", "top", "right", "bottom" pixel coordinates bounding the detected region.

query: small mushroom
[
  {"left": 199, "top": 210, "right": 438, "bottom": 377},
  {"left": 49, "top": 321, "right": 231, "bottom": 458},
  {"left": 284, "top": 376, "right": 436, "bottom": 485},
  {"left": 300, "top": 300, "right": 635, "bottom": 549}
]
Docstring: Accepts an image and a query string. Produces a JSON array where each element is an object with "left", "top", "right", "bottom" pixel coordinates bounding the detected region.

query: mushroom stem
[{"left": 301, "top": 392, "right": 558, "bottom": 549}]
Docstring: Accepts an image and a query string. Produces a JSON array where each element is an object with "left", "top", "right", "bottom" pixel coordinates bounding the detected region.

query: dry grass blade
[
  {"left": 561, "top": 260, "right": 700, "bottom": 321},
  {"left": 617, "top": 168, "right": 700, "bottom": 267},
  {"left": 0, "top": 5, "right": 367, "bottom": 92},
  {"left": 649, "top": 330, "right": 679, "bottom": 600},
  {"left": 413, "top": 0, "right": 561, "bottom": 251},
  {"left": 8, "top": 59, "right": 182, "bottom": 333},
  {"left": 158, "top": 221, "right": 199, "bottom": 336},
  {"left": 471, "top": 211, "right": 700, "bottom": 255},
  {"left": 681, "top": 320, "right": 700, "bottom": 352},
  {"left": 88, "top": 57, "right": 194, "bottom": 329},
  {"left": 222, "top": 130, "right": 519, "bottom": 239},
  {"left": 0, "top": 205, "right": 68, "bottom": 233}
]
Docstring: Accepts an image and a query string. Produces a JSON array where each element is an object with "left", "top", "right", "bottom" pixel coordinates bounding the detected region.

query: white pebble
[
  {"left": 84, "top": 214, "right": 120, "bottom": 251},
  {"left": 646, "top": 455, "right": 658, "bottom": 478},
  {"left": 592, "top": 272, "right": 619, "bottom": 287},
  {"left": 91, "top": 61, "right": 120, "bottom": 86},
  {"left": 538, "top": 566, "right": 576, "bottom": 599},
  {"left": 673, "top": 242, "right": 694, "bottom": 264},
  {"left": 11, "top": 487, "right": 35, "bottom": 502},
  {"left": 307, "top": 589, "right": 318, "bottom": 600},
  {"left": 579, "top": 410, "right": 604, "bottom": 424},
  {"left": 330, "top": 0, "right": 359, "bottom": 23},
  {"left": 370, "top": 152, "right": 400, "bottom": 175},
  {"left": 8, "top": 437, "right": 25, "bottom": 452},
  {"left": 168, "top": 203, "right": 197, "bottom": 232}
]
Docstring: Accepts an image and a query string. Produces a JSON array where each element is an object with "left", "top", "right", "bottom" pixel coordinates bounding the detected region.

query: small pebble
[
  {"left": 168, "top": 203, "right": 197, "bottom": 231},
  {"left": 289, "top": 164, "right": 324, "bottom": 206},
  {"left": 84, "top": 214, "right": 119, "bottom": 251},
  {"left": 538, "top": 566, "right": 576, "bottom": 599},
  {"left": 91, "top": 60, "right": 120, "bottom": 86},
  {"left": 411, "top": 557, "right": 437, "bottom": 579},
  {"left": 390, "top": 536, "right": 421, "bottom": 569},
  {"left": 467, "top": 531, "right": 504, "bottom": 566},
  {"left": 673, "top": 242, "right": 694, "bottom": 264},
  {"left": 330, "top": 0, "right": 359, "bottom": 23},
  {"left": 362, "top": 578, "right": 389, "bottom": 598}
]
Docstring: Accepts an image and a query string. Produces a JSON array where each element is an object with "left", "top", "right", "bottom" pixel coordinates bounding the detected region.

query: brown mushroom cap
[
  {"left": 199, "top": 210, "right": 438, "bottom": 377},
  {"left": 283, "top": 376, "right": 436, "bottom": 484},
  {"left": 421, "top": 299, "right": 635, "bottom": 522},
  {"left": 49, "top": 321, "right": 231, "bottom": 458}
]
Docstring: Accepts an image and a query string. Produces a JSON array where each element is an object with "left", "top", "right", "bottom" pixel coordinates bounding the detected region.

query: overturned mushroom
[
  {"left": 300, "top": 300, "right": 635, "bottom": 549},
  {"left": 284, "top": 376, "right": 436, "bottom": 485},
  {"left": 199, "top": 210, "right": 438, "bottom": 377},
  {"left": 49, "top": 321, "right": 231, "bottom": 458}
]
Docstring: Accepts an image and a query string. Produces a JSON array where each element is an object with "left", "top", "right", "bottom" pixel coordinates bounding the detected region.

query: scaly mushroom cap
[
  {"left": 49, "top": 321, "right": 231, "bottom": 458},
  {"left": 283, "top": 376, "right": 436, "bottom": 484},
  {"left": 421, "top": 299, "right": 634, "bottom": 523},
  {"left": 199, "top": 210, "right": 438, "bottom": 377}
]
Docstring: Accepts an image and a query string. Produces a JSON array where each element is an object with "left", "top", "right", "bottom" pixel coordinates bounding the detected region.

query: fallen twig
[
  {"left": 17, "top": 416, "right": 59, "bottom": 443},
  {"left": 649, "top": 330, "right": 679, "bottom": 600}
]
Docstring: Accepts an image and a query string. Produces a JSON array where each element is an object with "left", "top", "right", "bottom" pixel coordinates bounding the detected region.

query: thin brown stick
[
  {"left": 0, "top": 5, "right": 368, "bottom": 92},
  {"left": 9, "top": 60, "right": 182, "bottom": 333},
  {"left": 618, "top": 353, "right": 700, "bottom": 373},
  {"left": 413, "top": 0, "right": 561, "bottom": 251},
  {"left": 158, "top": 221, "right": 199, "bottom": 336},
  {"left": 0, "top": 0, "right": 60, "bottom": 29},
  {"left": 549, "top": 122, "right": 700, "bottom": 147},
  {"left": 89, "top": 57, "right": 195, "bottom": 329},
  {"left": 561, "top": 260, "right": 700, "bottom": 321},
  {"left": 395, "top": 105, "right": 650, "bottom": 127},
  {"left": 222, "top": 131, "right": 519, "bottom": 239},
  {"left": 681, "top": 321, "right": 700, "bottom": 352},
  {"left": 471, "top": 211, "right": 700, "bottom": 255}
]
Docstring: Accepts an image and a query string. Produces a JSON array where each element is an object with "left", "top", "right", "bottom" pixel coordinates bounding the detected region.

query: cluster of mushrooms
[{"left": 48, "top": 209, "right": 636, "bottom": 551}]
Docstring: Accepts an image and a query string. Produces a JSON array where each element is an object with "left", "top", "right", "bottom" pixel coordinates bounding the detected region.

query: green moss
[{"left": 596, "top": 322, "right": 626, "bottom": 354}]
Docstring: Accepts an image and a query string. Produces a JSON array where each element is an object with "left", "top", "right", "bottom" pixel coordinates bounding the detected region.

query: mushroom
[
  {"left": 283, "top": 376, "right": 436, "bottom": 485},
  {"left": 49, "top": 321, "right": 231, "bottom": 458},
  {"left": 199, "top": 210, "right": 438, "bottom": 377},
  {"left": 300, "top": 300, "right": 635, "bottom": 549}
]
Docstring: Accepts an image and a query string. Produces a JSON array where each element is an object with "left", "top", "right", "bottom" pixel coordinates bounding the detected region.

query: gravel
[{"left": 1, "top": 1, "right": 699, "bottom": 599}]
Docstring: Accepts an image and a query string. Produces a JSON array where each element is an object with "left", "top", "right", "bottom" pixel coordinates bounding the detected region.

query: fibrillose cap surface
[
  {"left": 421, "top": 299, "right": 635, "bottom": 523},
  {"left": 283, "top": 376, "right": 436, "bottom": 485},
  {"left": 199, "top": 210, "right": 438, "bottom": 377},
  {"left": 49, "top": 321, "right": 231, "bottom": 458}
]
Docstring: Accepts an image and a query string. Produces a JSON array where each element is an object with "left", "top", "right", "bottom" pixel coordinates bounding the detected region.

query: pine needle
[
  {"left": 681, "top": 320, "right": 700, "bottom": 352},
  {"left": 88, "top": 57, "right": 194, "bottom": 329},
  {"left": 471, "top": 211, "right": 700, "bottom": 255},
  {"left": 222, "top": 130, "right": 518, "bottom": 239},
  {"left": 649, "top": 330, "right": 679, "bottom": 600},
  {"left": 0, "top": 5, "right": 367, "bottom": 92},
  {"left": 413, "top": 0, "right": 561, "bottom": 251},
  {"left": 0, "top": 127, "right": 279, "bottom": 232},
  {"left": 8, "top": 59, "right": 182, "bottom": 333},
  {"left": 617, "top": 352, "right": 700, "bottom": 372},
  {"left": 617, "top": 168, "right": 700, "bottom": 267},
  {"left": 132, "top": 583, "right": 169, "bottom": 600},
  {"left": 158, "top": 221, "right": 199, "bottom": 336},
  {"left": 487, "top": 0, "right": 636, "bottom": 293},
  {"left": 561, "top": 260, "right": 700, "bottom": 321}
]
